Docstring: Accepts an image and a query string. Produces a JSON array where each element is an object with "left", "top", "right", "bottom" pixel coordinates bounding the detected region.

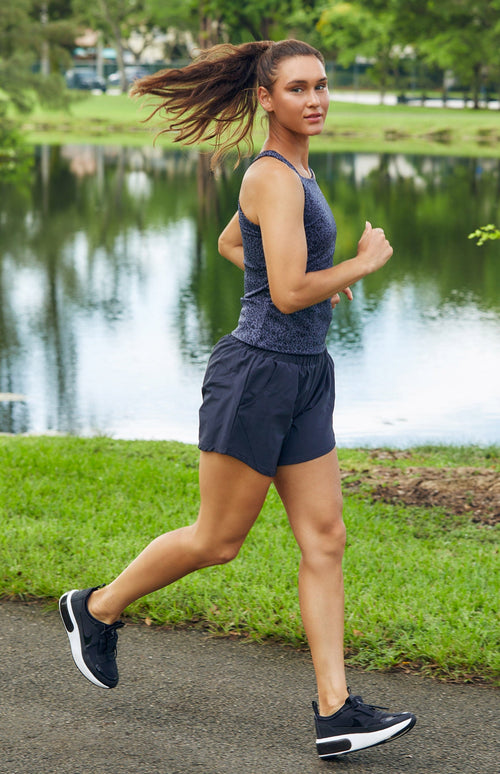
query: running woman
[{"left": 59, "top": 39, "right": 416, "bottom": 760}]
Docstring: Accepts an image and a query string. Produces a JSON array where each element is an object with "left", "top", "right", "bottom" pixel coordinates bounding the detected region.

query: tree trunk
[
  {"left": 472, "top": 63, "right": 481, "bottom": 110},
  {"left": 112, "top": 24, "right": 127, "bottom": 93},
  {"left": 99, "top": 0, "right": 127, "bottom": 93},
  {"left": 198, "top": 2, "right": 223, "bottom": 49},
  {"left": 379, "top": 70, "right": 387, "bottom": 105},
  {"left": 96, "top": 33, "right": 104, "bottom": 81},
  {"left": 441, "top": 72, "right": 447, "bottom": 108},
  {"left": 40, "top": 3, "right": 50, "bottom": 76},
  {"left": 260, "top": 18, "right": 272, "bottom": 39}
]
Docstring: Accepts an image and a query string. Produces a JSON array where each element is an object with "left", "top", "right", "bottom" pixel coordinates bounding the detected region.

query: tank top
[{"left": 231, "top": 150, "right": 337, "bottom": 355}]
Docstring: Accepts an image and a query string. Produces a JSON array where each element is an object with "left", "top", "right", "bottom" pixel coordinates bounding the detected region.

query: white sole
[
  {"left": 317, "top": 715, "right": 415, "bottom": 757},
  {"left": 59, "top": 590, "right": 111, "bottom": 689}
]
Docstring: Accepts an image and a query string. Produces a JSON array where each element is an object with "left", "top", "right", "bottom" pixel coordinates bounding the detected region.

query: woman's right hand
[{"left": 356, "top": 221, "right": 393, "bottom": 273}]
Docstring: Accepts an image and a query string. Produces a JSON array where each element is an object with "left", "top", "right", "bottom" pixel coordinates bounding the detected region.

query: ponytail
[{"left": 131, "top": 39, "right": 324, "bottom": 169}]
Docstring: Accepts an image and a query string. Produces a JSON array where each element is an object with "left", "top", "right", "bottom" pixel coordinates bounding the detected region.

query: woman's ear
[{"left": 257, "top": 85, "right": 273, "bottom": 113}]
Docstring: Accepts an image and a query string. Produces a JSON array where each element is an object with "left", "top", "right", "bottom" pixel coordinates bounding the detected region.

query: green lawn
[
  {"left": 1, "top": 436, "right": 498, "bottom": 684},
  {"left": 18, "top": 92, "right": 500, "bottom": 157}
]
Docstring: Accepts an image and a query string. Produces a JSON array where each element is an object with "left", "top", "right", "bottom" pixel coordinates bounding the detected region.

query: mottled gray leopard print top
[{"left": 232, "top": 150, "right": 337, "bottom": 354}]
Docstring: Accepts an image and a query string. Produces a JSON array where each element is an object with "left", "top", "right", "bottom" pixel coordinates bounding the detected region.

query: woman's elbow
[
  {"left": 217, "top": 234, "right": 227, "bottom": 257},
  {"left": 271, "top": 290, "right": 301, "bottom": 314}
]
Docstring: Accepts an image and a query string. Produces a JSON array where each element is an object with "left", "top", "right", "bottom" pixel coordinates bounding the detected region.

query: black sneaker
[
  {"left": 313, "top": 692, "right": 416, "bottom": 758},
  {"left": 59, "top": 587, "right": 124, "bottom": 689}
]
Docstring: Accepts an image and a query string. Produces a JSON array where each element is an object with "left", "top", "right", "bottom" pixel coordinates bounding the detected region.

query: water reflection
[{"left": 0, "top": 144, "right": 498, "bottom": 445}]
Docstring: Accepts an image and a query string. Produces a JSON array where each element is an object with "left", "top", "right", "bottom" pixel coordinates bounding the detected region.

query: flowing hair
[{"left": 130, "top": 39, "right": 324, "bottom": 168}]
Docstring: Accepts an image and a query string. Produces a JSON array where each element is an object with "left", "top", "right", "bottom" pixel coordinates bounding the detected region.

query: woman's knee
[
  {"left": 207, "top": 540, "right": 242, "bottom": 566},
  {"left": 322, "top": 518, "right": 346, "bottom": 556},
  {"left": 187, "top": 524, "right": 244, "bottom": 567},
  {"left": 302, "top": 515, "right": 346, "bottom": 564}
]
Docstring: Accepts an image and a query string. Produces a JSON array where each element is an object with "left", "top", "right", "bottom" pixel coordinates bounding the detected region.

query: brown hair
[{"left": 131, "top": 39, "right": 324, "bottom": 168}]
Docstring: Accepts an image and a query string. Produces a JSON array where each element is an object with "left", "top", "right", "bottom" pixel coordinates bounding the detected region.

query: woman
[{"left": 59, "top": 39, "right": 416, "bottom": 760}]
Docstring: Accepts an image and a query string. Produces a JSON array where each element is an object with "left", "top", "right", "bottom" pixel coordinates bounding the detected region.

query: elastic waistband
[{"left": 229, "top": 334, "right": 328, "bottom": 366}]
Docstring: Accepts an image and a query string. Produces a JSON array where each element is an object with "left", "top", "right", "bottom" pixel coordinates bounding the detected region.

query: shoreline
[{"left": 18, "top": 94, "right": 500, "bottom": 159}]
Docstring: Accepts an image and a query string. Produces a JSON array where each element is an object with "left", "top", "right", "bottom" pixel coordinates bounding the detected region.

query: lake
[{"left": 0, "top": 144, "right": 499, "bottom": 447}]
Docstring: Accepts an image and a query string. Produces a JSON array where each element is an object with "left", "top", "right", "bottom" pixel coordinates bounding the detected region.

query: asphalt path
[{"left": 0, "top": 599, "right": 498, "bottom": 774}]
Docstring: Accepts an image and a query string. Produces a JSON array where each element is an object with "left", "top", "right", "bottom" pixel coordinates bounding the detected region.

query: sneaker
[
  {"left": 313, "top": 691, "right": 416, "bottom": 758},
  {"left": 59, "top": 587, "right": 124, "bottom": 689}
]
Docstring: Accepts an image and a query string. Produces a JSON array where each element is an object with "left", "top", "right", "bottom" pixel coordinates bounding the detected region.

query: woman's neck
[{"left": 262, "top": 128, "right": 311, "bottom": 178}]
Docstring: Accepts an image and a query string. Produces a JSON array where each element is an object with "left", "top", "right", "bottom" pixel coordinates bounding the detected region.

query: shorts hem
[
  {"left": 198, "top": 444, "right": 276, "bottom": 478},
  {"left": 278, "top": 439, "right": 336, "bottom": 469}
]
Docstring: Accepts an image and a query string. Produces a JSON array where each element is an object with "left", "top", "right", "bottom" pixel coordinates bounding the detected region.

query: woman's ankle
[
  {"left": 87, "top": 586, "right": 119, "bottom": 625},
  {"left": 318, "top": 690, "right": 349, "bottom": 717}
]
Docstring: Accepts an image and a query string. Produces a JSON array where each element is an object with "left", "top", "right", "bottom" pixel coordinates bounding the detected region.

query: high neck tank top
[{"left": 231, "top": 150, "right": 337, "bottom": 355}]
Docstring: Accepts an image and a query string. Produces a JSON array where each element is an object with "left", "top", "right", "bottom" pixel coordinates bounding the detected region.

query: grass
[
  {"left": 16, "top": 91, "right": 500, "bottom": 157},
  {"left": 0, "top": 435, "right": 498, "bottom": 684}
]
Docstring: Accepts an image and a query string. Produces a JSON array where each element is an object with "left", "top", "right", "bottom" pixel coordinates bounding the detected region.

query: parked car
[
  {"left": 107, "top": 66, "right": 150, "bottom": 88},
  {"left": 65, "top": 68, "right": 107, "bottom": 92}
]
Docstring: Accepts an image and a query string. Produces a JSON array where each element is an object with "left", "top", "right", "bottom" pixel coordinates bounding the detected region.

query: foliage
[
  {"left": 0, "top": 3, "right": 67, "bottom": 113},
  {"left": 198, "top": 0, "right": 320, "bottom": 42},
  {"left": 3, "top": 0, "right": 500, "bottom": 106},
  {"left": 71, "top": 0, "right": 154, "bottom": 91},
  {"left": 147, "top": 0, "right": 323, "bottom": 46},
  {"left": 0, "top": 1, "right": 72, "bottom": 179},
  {"left": 409, "top": 0, "right": 500, "bottom": 107},
  {"left": 315, "top": 0, "right": 500, "bottom": 104},
  {"left": 317, "top": 2, "right": 368, "bottom": 64},
  {"left": 468, "top": 224, "right": 500, "bottom": 246},
  {"left": 0, "top": 113, "right": 33, "bottom": 185},
  {"left": 317, "top": 2, "right": 406, "bottom": 97}
]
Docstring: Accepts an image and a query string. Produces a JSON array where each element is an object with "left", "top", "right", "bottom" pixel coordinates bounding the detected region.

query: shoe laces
[
  {"left": 97, "top": 620, "right": 124, "bottom": 658},
  {"left": 348, "top": 694, "right": 389, "bottom": 715}
]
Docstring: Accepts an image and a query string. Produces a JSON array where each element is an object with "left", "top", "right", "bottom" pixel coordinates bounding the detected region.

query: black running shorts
[{"left": 198, "top": 334, "right": 335, "bottom": 477}]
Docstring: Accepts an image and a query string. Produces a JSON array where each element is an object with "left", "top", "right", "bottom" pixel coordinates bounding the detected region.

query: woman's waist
[{"left": 233, "top": 298, "right": 332, "bottom": 355}]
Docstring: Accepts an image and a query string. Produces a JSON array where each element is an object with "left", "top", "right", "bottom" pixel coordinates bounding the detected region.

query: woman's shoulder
[
  {"left": 239, "top": 153, "right": 305, "bottom": 225},
  {"left": 240, "top": 159, "right": 304, "bottom": 225},
  {"left": 241, "top": 155, "right": 303, "bottom": 199}
]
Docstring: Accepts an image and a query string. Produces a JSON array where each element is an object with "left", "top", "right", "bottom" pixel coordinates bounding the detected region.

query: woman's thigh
[
  {"left": 193, "top": 451, "right": 273, "bottom": 558},
  {"left": 273, "top": 449, "right": 344, "bottom": 556}
]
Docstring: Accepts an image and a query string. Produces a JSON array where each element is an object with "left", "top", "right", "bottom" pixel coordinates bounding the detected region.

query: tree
[
  {"left": 145, "top": 0, "right": 323, "bottom": 55},
  {"left": 203, "top": 0, "right": 320, "bottom": 42},
  {"left": 0, "top": 2, "right": 76, "bottom": 186},
  {"left": 72, "top": 0, "right": 156, "bottom": 91},
  {"left": 317, "top": 2, "right": 368, "bottom": 65},
  {"left": 0, "top": 2, "right": 71, "bottom": 119},
  {"left": 161, "top": 0, "right": 323, "bottom": 48},
  {"left": 390, "top": 0, "right": 500, "bottom": 108},
  {"left": 317, "top": 2, "right": 405, "bottom": 100},
  {"left": 31, "top": 1, "right": 76, "bottom": 75}
]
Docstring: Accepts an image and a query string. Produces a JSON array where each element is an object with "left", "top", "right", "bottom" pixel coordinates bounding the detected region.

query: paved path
[
  {"left": 330, "top": 91, "right": 500, "bottom": 110},
  {"left": 0, "top": 599, "right": 498, "bottom": 774}
]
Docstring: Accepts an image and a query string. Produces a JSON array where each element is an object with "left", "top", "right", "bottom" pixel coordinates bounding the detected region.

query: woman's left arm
[{"left": 218, "top": 212, "right": 244, "bottom": 270}]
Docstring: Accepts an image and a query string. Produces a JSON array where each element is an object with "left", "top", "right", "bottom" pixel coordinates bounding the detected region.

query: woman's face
[{"left": 258, "top": 55, "right": 330, "bottom": 137}]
